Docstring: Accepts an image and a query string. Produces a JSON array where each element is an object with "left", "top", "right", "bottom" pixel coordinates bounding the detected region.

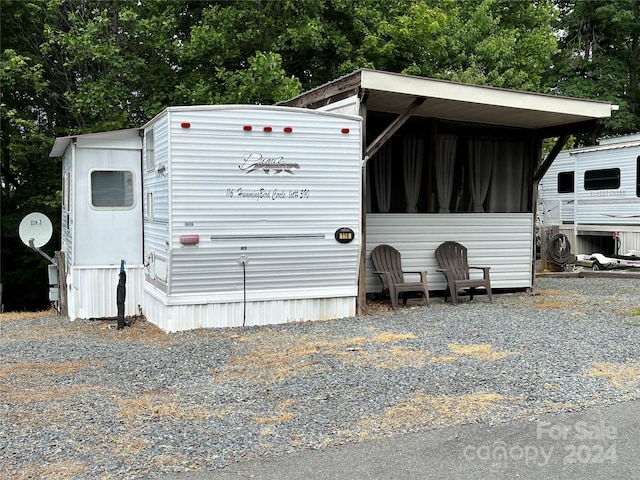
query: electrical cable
[{"left": 242, "top": 262, "right": 246, "bottom": 327}]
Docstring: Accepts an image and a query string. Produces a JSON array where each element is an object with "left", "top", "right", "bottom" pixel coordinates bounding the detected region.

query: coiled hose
[{"left": 546, "top": 233, "right": 571, "bottom": 270}]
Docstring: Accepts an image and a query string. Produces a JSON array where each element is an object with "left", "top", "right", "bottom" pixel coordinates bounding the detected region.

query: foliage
[
  {"left": 2, "top": 0, "right": 639, "bottom": 310},
  {"left": 548, "top": 0, "right": 640, "bottom": 145}
]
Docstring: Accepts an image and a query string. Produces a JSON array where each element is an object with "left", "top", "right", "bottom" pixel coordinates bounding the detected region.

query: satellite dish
[{"left": 19, "top": 212, "right": 53, "bottom": 248}]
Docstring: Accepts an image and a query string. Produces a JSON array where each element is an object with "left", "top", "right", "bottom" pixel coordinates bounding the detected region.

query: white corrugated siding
[
  {"left": 166, "top": 107, "right": 361, "bottom": 296},
  {"left": 574, "top": 145, "right": 640, "bottom": 226},
  {"left": 61, "top": 148, "right": 74, "bottom": 271},
  {"left": 539, "top": 143, "right": 640, "bottom": 228},
  {"left": 143, "top": 112, "right": 171, "bottom": 286},
  {"left": 143, "top": 286, "right": 355, "bottom": 332},
  {"left": 67, "top": 266, "right": 144, "bottom": 319},
  {"left": 366, "top": 213, "right": 534, "bottom": 292},
  {"left": 141, "top": 106, "right": 362, "bottom": 331}
]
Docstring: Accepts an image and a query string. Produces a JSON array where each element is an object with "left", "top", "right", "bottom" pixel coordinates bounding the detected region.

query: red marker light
[
  {"left": 283, "top": 126, "right": 293, "bottom": 133},
  {"left": 243, "top": 125, "right": 252, "bottom": 131},
  {"left": 179, "top": 234, "right": 199, "bottom": 246},
  {"left": 181, "top": 122, "right": 191, "bottom": 128},
  {"left": 263, "top": 126, "right": 273, "bottom": 132},
  {"left": 341, "top": 128, "right": 350, "bottom": 134}
]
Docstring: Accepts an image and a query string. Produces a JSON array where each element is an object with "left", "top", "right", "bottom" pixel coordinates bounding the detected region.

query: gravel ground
[{"left": 1, "top": 276, "right": 640, "bottom": 479}]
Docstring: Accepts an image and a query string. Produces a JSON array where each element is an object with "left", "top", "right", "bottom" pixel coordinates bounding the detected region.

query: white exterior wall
[
  {"left": 143, "top": 112, "right": 171, "bottom": 291},
  {"left": 142, "top": 106, "right": 362, "bottom": 331},
  {"left": 366, "top": 213, "right": 534, "bottom": 293},
  {"left": 538, "top": 137, "right": 640, "bottom": 254},
  {"left": 573, "top": 144, "right": 640, "bottom": 226},
  {"left": 59, "top": 131, "right": 144, "bottom": 319},
  {"left": 61, "top": 148, "right": 74, "bottom": 271}
]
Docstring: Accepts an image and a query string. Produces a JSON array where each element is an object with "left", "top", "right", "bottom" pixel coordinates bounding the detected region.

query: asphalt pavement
[{"left": 160, "top": 399, "right": 639, "bottom": 480}]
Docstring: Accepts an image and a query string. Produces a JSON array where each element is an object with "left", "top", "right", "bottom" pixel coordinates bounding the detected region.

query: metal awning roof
[
  {"left": 49, "top": 128, "right": 141, "bottom": 158},
  {"left": 282, "top": 69, "right": 616, "bottom": 134}
]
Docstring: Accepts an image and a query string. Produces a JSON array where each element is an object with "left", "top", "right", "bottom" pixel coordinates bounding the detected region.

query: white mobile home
[
  {"left": 51, "top": 106, "right": 362, "bottom": 331},
  {"left": 538, "top": 133, "right": 640, "bottom": 255},
  {"left": 280, "top": 69, "right": 615, "bottom": 300},
  {"left": 51, "top": 70, "right": 616, "bottom": 331}
]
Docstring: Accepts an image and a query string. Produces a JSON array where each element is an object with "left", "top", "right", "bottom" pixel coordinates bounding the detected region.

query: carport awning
[{"left": 282, "top": 69, "right": 616, "bottom": 135}]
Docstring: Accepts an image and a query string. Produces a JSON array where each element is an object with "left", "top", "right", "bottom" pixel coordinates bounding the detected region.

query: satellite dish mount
[{"left": 19, "top": 212, "right": 54, "bottom": 263}]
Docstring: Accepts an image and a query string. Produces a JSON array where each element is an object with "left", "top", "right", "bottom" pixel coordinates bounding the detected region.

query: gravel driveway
[{"left": 1, "top": 276, "right": 640, "bottom": 479}]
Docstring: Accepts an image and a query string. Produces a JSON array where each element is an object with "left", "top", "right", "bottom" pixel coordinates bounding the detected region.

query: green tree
[
  {"left": 1, "top": 1, "right": 59, "bottom": 311},
  {"left": 4, "top": 0, "right": 629, "bottom": 311},
  {"left": 549, "top": 0, "right": 640, "bottom": 143}
]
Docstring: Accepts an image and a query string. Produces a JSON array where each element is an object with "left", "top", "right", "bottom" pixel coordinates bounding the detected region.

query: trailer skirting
[{"left": 143, "top": 284, "right": 357, "bottom": 332}]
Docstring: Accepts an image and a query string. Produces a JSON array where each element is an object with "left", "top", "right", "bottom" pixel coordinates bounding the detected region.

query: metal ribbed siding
[
  {"left": 61, "top": 150, "right": 74, "bottom": 271},
  {"left": 539, "top": 143, "right": 640, "bottom": 228},
  {"left": 67, "top": 266, "right": 144, "bottom": 319},
  {"left": 143, "top": 287, "right": 355, "bottom": 332},
  {"left": 574, "top": 145, "right": 640, "bottom": 226},
  {"left": 165, "top": 107, "right": 362, "bottom": 297},
  {"left": 366, "top": 213, "right": 534, "bottom": 292}
]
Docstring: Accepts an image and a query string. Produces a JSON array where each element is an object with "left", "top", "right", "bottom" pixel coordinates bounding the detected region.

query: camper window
[
  {"left": 557, "top": 171, "right": 574, "bottom": 193},
  {"left": 90, "top": 170, "right": 135, "bottom": 208},
  {"left": 584, "top": 168, "right": 620, "bottom": 191}
]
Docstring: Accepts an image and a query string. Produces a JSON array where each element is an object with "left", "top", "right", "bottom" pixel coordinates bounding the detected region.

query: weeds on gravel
[
  {"left": 116, "top": 391, "right": 212, "bottom": 421},
  {"left": 213, "top": 330, "right": 426, "bottom": 383},
  {"left": 357, "top": 392, "right": 522, "bottom": 437},
  {"left": 2, "top": 460, "right": 88, "bottom": 480},
  {"left": 0, "top": 310, "right": 54, "bottom": 321},
  {"left": 0, "top": 360, "right": 107, "bottom": 403},
  {"left": 624, "top": 308, "right": 640, "bottom": 326},
  {"left": 587, "top": 362, "right": 640, "bottom": 391},
  {"left": 0, "top": 359, "right": 103, "bottom": 379},
  {"left": 446, "top": 343, "right": 518, "bottom": 361},
  {"left": 253, "top": 399, "right": 297, "bottom": 424},
  {"left": 531, "top": 289, "right": 581, "bottom": 309}
]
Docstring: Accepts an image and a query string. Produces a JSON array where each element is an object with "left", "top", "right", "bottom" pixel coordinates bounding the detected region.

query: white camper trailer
[
  {"left": 538, "top": 133, "right": 640, "bottom": 255},
  {"left": 141, "top": 105, "right": 362, "bottom": 331},
  {"left": 51, "top": 105, "right": 362, "bottom": 331},
  {"left": 49, "top": 129, "right": 144, "bottom": 320}
]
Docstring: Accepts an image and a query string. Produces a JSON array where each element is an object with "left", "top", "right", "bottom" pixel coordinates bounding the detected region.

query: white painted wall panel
[
  {"left": 539, "top": 138, "right": 640, "bottom": 255},
  {"left": 72, "top": 147, "right": 143, "bottom": 266},
  {"left": 317, "top": 95, "right": 361, "bottom": 116},
  {"left": 366, "top": 213, "right": 534, "bottom": 292}
]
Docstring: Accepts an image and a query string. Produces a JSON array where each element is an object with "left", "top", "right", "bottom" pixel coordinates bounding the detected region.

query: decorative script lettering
[{"left": 239, "top": 153, "right": 299, "bottom": 175}]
